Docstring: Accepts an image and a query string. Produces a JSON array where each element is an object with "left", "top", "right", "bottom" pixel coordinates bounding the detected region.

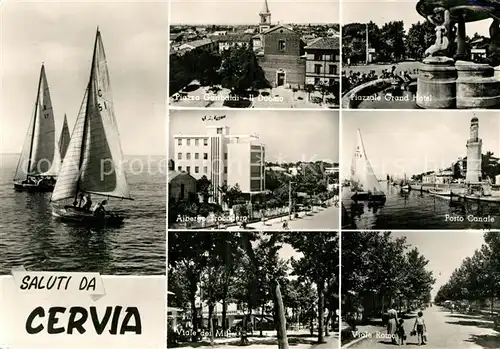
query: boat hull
[
  {"left": 429, "top": 189, "right": 451, "bottom": 197},
  {"left": 51, "top": 206, "right": 124, "bottom": 227},
  {"left": 351, "top": 191, "right": 387, "bottom": 203},
  {"left": 14, "top": 181, "right": 54, "bottom": 192}
]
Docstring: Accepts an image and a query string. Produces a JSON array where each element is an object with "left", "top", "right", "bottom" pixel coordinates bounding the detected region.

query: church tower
[
  {"left": 466, "top": 116, "right": 482, "bottom": 183},
  {"left": 259, "top": 0, "right": 271, "bottom": 33}
]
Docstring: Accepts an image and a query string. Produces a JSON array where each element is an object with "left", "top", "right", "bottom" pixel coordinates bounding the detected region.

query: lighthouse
[{"left": 465, "top": 116, "right": 482, "bottom": 183}]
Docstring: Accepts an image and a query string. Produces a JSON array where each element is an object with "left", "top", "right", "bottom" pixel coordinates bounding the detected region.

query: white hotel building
[{"left": 173, "top": 126, "right": 266, "bottom": 204}]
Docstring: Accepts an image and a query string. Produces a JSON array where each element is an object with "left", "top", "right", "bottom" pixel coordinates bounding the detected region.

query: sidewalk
[
  {"left": 173, "top": 330, "right": 334, "bottom": 348},
  {"left": 341, "top": 320, "right": 383, "bottom": 348}
]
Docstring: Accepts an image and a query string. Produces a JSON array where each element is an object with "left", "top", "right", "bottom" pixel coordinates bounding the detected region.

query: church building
[{"left": 252, "top": 0, "right": 306, "bottom": 89}]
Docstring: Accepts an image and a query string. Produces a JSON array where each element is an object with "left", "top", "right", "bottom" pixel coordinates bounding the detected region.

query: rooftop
[
  {"left": 305, "top": 36, "right": 339, "bottom": 50},
  {"left": 168, "top": 170, "right": 195, "bottom": 183}
]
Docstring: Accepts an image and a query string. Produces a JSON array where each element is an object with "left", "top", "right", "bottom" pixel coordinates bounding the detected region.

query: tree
[
  {"left": 287, "top": 232, "right": 338, "bottom": 343},
  {"left": 197, "top": 176, "right": 212, "bottom": 203},
  {"left": 405, "top": 21, "right": 435, "bottom": 60},
  {"left": 219, "top": 45, "right": 270, "bottom": 96}
]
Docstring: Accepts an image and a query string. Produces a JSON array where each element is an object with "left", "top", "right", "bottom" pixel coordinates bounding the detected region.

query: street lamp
[{"left": 289, "top": 180, "right": 295, "bottom": 220}]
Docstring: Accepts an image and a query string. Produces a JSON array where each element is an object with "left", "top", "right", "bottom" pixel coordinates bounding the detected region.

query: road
[
  {"left": 350, "top": 306, "right": 500, "bottom": 348},
  {"left": 226, "top": 205, "right": 339, "bottom": 231}
]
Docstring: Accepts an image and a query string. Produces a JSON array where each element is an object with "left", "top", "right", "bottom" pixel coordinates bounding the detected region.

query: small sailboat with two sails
[
  {"left": 350, "top": 129, "right": 386, "bottom": 203},
  {"left": 13, "top": 65, "right": 61, "bottom": 192},
  {"left": 50, "top": 28, "right": 133, "bottom": 227}
]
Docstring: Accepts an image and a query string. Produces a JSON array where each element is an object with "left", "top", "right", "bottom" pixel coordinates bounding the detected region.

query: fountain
[
  {"left": 416, "top": 0, "right": 500, "bottom": 108},
  {"left": 343, "top": 0, "right": 500, "bottom": 109}
]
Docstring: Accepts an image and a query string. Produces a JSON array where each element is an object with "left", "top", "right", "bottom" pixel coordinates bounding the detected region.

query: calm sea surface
[
  {"left": 343, "top": 182, "right": 500, "bottom": 229},
  {"left": 0, "top": 154, "right": 166, "bottom": 275}
]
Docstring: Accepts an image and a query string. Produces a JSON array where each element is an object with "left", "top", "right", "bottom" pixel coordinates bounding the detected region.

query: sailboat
[
  {"left": 50, "top": 28, "right": 133, "bottom": 226},
  {"left": 58, "top": 114, "right": 70, "bottom": 160},
  {"left": 401, "top": 173, "right": 411, "bottom": 192},
  {"left": 13, "top": 64, "right": 61, "bottom": 192},
  {"left": 350, "top": 129, "right": 386, "bottom": 202}
]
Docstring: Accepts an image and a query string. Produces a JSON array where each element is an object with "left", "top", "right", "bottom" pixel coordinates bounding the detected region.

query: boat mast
[
  {"left": 25, "top": 65, "right": 44, "bottom": 181},
  {"left": 74, "top": 28, "right": 99, "bottom": 202}
]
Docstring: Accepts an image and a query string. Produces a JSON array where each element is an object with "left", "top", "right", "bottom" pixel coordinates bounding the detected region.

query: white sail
[
  {"left": 52, "top": 29, "right": 132, "bottom": 202},
  {"left": 350, "top": 129, "right": 383, "bottom": 193},
  {"left": 58, "top": 114, "right": 71, "bottom": 160},
  {"left": 51, "top": 90, "right": 88, "bottom": 201},
  {"left": 13, "top": 65, "right": 61, "bottom": 181}
]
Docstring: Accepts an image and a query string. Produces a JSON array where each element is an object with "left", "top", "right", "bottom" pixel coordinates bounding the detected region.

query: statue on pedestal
[
  {"left": 489, "top": 18, "right": 500, "bottom": 66},
  {"left": 425, "top": 7, "right": 451, "bottom": 57}
]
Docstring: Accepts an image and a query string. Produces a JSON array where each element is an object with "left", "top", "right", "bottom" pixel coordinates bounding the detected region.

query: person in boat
[
  {"left": 77, "top": 193, "right": 84, "bottom": 207},
  {"left": 92, "top": 199, "right": 108, "bottom": 216},
  {"left": 81, "top": 193, "right": 93, "bottom": 211}
]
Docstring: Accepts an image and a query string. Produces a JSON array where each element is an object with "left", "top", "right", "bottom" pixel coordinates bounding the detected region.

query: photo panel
[
  {"left": 341, "top": 110, "right": 500, "bottom": 230},
  {"left": 0, "top": 1, "right": 168, "bottom": 347},
  {"left": 168, "top": 109, "right": 340, "bottom": 230},
  {"left": 167, "top": 231, "right": 339, "bottom": 348},
  {"left": 342, "top": 0, "right": 500, "bottom": 110},
  {"left": 169, "top": 0, "right": 340, "bottom": 109},
  {"left": 341, "top": 230, "right": 500, "bottom": 348}
]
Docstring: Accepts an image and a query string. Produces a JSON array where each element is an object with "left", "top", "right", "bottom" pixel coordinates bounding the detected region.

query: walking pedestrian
[
  {"left": 413, "top": 311, "right": 427, "bottom": 346},
  {"left": 387, "top": 309, "right": 398, "bottom": 344}
]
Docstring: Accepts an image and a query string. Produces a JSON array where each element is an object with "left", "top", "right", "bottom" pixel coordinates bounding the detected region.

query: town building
[
  {"left": 252, "top": 0, "right": 306, "bottom": 88},
  {"left": 227, "top": 140, "right": 266, "bottom": 194},
  {"left": 213, "top": 34, "right": 253, "bottom": 53},
  {"left": 466, "top": 116, "right": 482, "bottom": 183},
  {"left": 422, "top": 169, "right": 454, "bottom": 185},
  {"left": 173, "top": 126, "right": 266, "bottom": 204},
  {"left": 168, "top": 169, "right": 197, "bottom": 202},
  {"left": 177, "top": 38, "right": 217, "bottom": 54},
  {"left": 304, "top": 36, "right": 340, "bottom": 86}
]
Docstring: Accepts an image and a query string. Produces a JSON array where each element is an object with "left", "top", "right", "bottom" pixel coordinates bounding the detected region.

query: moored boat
[
  {"left": 50, "top": 28, "right": 133, "bottom": 227},
  {"left": 13, "top": 64, "right": 61, "bottom": 192},
  {"left": 429, "top": 188, "right": 452, "bottom": 196}
]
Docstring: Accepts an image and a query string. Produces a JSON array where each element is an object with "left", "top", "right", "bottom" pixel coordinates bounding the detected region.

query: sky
[
  {"left": 342, "top": 111, "right": 500, "bottom": 179},
  {"left": 169, "top": 109, "right": 340, "bottom": 164},
  {"left": 0, "top": 0, "right": 168, "bottom": 155},
  {"left": 343, "top": 0, "right": 492, "bottom": 36},
  {"left": 391, "top": 231, "right": 488, "bottom": 299},
  {"left": 170, "top": 0, "right": 339, "bottom": 25}
]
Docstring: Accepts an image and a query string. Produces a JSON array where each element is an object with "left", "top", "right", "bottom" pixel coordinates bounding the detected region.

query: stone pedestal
[
  {"left": 455, "top": 60, "right": 500, "bottom": 108},
  {"left": 495, "top": 66, "right": 500, "bottom": 80},
  {"left": 416, "top": 56, "right": 457, "bottom": 109}
]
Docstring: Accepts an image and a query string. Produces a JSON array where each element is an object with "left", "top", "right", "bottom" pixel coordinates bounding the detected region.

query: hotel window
[
  {"left": 177, "top": 139, "right": 182, "bottom": 146},
  {"left": 329, "top": 65, "right": 337, "bottom": 74},
  {"left": 186, "top": 153, "right": 191, "bottom": 160},
  {"left": 204, "top": 153, "right": 208, "bottom": 160},
  {"left": 186, "top": 166, "right": 191, "bottom": 174},
  {"left": 204, "top": 138, "right": 208, "bottom": 146},
  {"left": 195, "top": 166, "right": 199, "bottom": 174},
  {"left": 224, "top": 166, "right": 227, "bottom": 174},
  {"left": 177, "top": 153, "right": 182, "bottom": 160},
  {"left": 224, "top": 153, "right": 228, "bottom": 160},
  {"left": 217, "top": 127, "right": 223, "bottom": 134},
  {"left": 314, "top": 64, "right": 321, "bottom": 74},
  {"left": 195, "top": 153, "right": 199, "bottom": 159},
  {"left": 314, "top": 53, "right": 322, "bottom": 61},
  {"left": 186, "top": 139, "right": 191, "bottom": 146},
  {"left": 195, "top": 139, "right": 199, "bottom": 146},
  {"left": 203, "top": 166, "right": 208, "bottom": 174},
  {"left": 177, "top": 166, "right": 182, "bottom": 171},
  {"left": 278, "top": 40, "right": 286, "bottom": 52}
]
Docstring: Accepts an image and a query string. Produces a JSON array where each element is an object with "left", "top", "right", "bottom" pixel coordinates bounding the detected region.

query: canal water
[{"left": 342, "top": 182, "right": 500, "bottom": 229}]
